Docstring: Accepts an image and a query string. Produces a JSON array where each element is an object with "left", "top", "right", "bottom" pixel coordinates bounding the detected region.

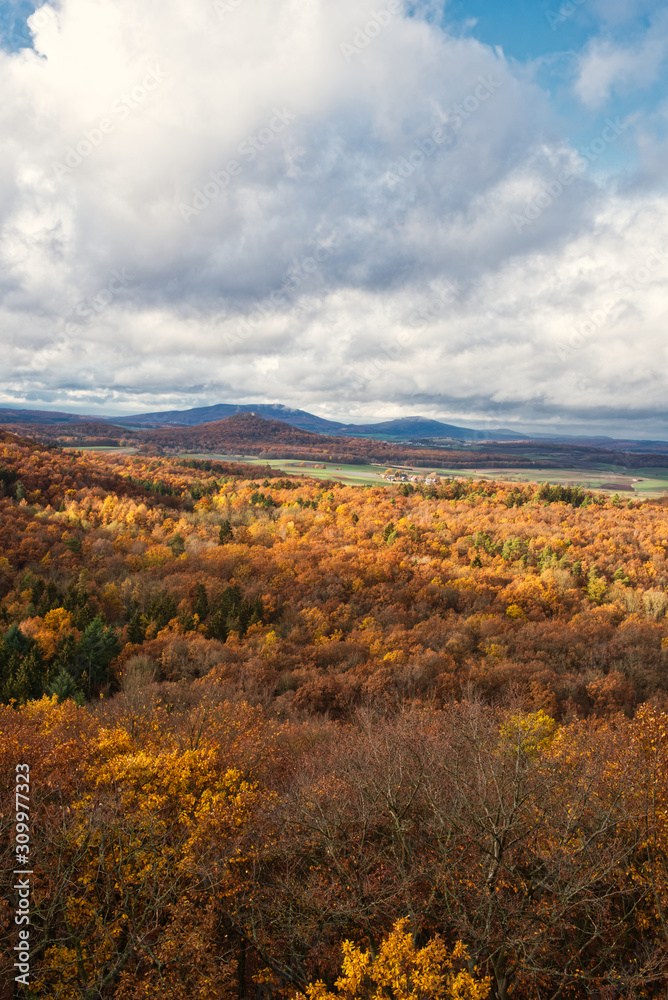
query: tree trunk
[{"left": 238, "top": 937, "right": 247, "bottom": 1000}]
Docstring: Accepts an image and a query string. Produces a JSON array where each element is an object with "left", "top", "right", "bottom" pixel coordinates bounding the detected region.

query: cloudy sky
[{"left": 1, "top": 0, "right": 667, "bottom": 435}]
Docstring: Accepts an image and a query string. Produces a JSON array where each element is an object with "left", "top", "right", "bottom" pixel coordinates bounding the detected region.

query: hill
[
  {"left": 5, "top": 421, "right": 138, "bottom": 447},
  {"left": 1, "top": 431, "right": 666, "bottom": 721},
  {"left": 335, "top": 416, "right": 527, "bottom": 441},
  {"left": 138, "top": 413, "right": 536, "bottom": 468},
  {"left": 2, "top": 436, "right": 668, "bottom": 998},
  {"left": 119, "top": 406, "right": 528, "bottom": 441},
  {"left": 141, "top": 412, "right": 335, "bottom": 450},
  {"left": 0, "top": 405, "right": 88, "bottom": 425},
  {"left": 115, "top": 401, "right": 345, "bottom": 433},
  {"left": 6, "top": 402, "right": 668, "bottom": 456}
]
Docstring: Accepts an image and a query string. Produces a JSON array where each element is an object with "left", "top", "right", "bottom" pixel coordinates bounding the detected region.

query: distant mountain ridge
[
  {"left": 0, "top": 406, "right": 87, "bottom": 425},
  {"left": 0, "top": 403, "right": 525, "bottom": 441},
  {"left": 135, "top": 413, "right": 538, "bottom": 468},
  {"left": 335, "top": 416, "right": 528, "bottom": 442},
  {"left": 116, "top": 402, "right": 344, "bottom": 434},
  {"left": 2, "top": 402, "right": 668, "bottom": 451},
  {"left": 116, "top": 407, "right": 527, "bottom": 441},
  {"left": 144, "top": 412, "right": 326, "bottom": 450}
]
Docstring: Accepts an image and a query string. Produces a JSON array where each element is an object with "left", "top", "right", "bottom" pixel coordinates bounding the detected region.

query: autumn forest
[{"left": 3, "top": 428, "right": 668, "bottom": 999}]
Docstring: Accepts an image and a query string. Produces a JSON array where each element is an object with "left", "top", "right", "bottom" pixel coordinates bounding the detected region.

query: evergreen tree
[{"left": 192, "top": 583, "right": 209, "bottom": 620}]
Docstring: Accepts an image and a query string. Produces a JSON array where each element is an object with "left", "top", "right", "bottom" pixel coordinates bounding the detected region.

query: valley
[{"left": 2, "top": 427, "right": 668, "bottom": 997}]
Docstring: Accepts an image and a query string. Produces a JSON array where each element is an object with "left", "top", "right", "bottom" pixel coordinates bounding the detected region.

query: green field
[
  {"left": 178, "top": 454, "right": 388, "bottom": 486},
  {"left": 454, "top": 466, "right": 668, "bottom": 497},
  {"left": 64, "top": 446, "right": 137, "bottom": 454},
  {"left": 181, "top": 454, "right": 668, "bottom": 497}
]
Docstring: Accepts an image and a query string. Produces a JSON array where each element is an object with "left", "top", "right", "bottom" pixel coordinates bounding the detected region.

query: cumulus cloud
[
  {"left": 0, "top": 0, "right": 666, "bottom": 436},
  {"left": 574, "top": 12, "right": 668, "bottom": 108}
]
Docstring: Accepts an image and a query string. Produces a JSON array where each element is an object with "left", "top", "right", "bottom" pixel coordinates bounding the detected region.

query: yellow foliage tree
[
  {"left": 301, "top": 918, "right": 489, "bottom": 1000},
  {"left": 29, "top": 716, "right": 260, "bottom": 1000},
  {"left": 19, "top": 607, "right": 75, "bottom": 660},
  {"left": 499, "top": 709, "right": 557, "bottom": 757}
]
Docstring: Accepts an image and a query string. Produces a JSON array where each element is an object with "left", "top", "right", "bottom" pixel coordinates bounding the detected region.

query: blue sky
[
  {"left": 0, "top": 0, "right": 668, "bottom": 436},
  {"left": 447, "top": 0, "right": 596, "bottom": 58},
  {"left": 447, "top": 0, "right": 662, "bottom": 165},
  {"left": 0, "top": 1, "right": 36, "bottom": 53}
]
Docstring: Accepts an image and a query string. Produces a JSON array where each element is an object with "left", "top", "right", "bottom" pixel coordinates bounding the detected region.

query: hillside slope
[
  {"left": 139, "top": 413, "right": 536, "bottom": 467},
  {"left": 117, "top": 402, "right": 345, "bottom": 433},
  {"left": 3, "top": 441, "right": 668, "bottom": 998},
  {"left": 5, "top": 422, "right": 138, "bottom": 446},
  {"left": 336, "top": 416, "right": 527, "bottom": 441}
]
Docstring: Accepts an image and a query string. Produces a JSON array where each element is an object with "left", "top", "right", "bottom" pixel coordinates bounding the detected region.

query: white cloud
[
  {"left": 0, "top": 0, "right": 667, "bottom": 436},
  {"left": 588, "top": 0, "right": 656, "bottom": 27},
  {"left": 574, "top": 13, "right": 668, "bottom": 108}
]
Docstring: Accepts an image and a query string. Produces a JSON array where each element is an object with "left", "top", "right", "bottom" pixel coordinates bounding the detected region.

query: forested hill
[
  {"left": 142, "top": 411, "right": 331, "bottom": 450},
  {"left": 0, "top": 430, "right": 667, "bottom": 717},
  {"left": 137, "top": 412, "right": 536, "bottom": 467},
  {"left": 4, "top": 435, "right": 668, "bottom": 998},
  {"left": 7, "top": 413, "right": 668, "bottom": 473},
  {"left": 4, "top": 421, "right": 139, "bottom": 447}
]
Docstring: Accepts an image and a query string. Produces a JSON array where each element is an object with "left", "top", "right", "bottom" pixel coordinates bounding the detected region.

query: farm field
[
  {"left": 178, "top": 452, "right": 668, "bottom": 496},
  {"left": 63, "top": 445, "right": 138, "bottom": 454},
  {"left": 448, "top": 465, "right": 668, "bottom": 497},
  {"left": 176, "top": 452, "right": 388, "bottom": 485}
]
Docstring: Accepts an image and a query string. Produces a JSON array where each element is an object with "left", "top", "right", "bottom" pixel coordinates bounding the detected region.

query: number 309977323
[{"left": 15, "top": 765, "right": 31, "bottom": 867}]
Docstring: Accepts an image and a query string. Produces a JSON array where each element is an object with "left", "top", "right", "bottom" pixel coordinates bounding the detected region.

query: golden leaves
[
  {"left": 300, "top": 918, "right": 490, "bottom": 1000},
  {"left": 499, "top": 710, "right": 557, "bottom": 757}
]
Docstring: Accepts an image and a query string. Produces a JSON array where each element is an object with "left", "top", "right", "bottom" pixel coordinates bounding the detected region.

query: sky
[{"left": 1, "top": 0, "right": 668, "bottom": 436}]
